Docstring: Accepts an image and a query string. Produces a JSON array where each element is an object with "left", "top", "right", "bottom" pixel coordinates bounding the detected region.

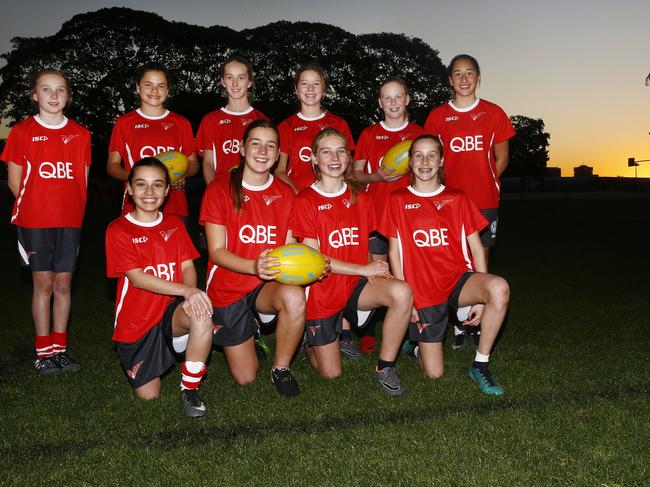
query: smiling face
[
  {"left": 221, "top": 60, "right": 253, "bottom": 101},
  {"left": 448, "top": 57, "right": 480, "bottom": 99},
  {"left": 378, "top": 80, "right": 410, "bottom": 123},
  {"left": 32, "top": 73, "right": 69, "bottom": 119},
  {"left": 241, "top": 126, "right": 280, "bottom": 177},
  {"left": 312, "top": 132, "right": 350, "bottom": 180},
  {"left": 136, "top": 70, "right": 169, "bottom": 111},
  {"left": 295, "top": 69, "right": 325, "bottom": 109},
  {"left": 409, "top": 137, "right": 443, "bottom": 185},
  {"left": 127, "top": 164, "right": 170, "bottom": 214}
]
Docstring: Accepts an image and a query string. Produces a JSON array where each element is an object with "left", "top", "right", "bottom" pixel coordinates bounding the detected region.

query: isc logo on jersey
[
  {"left": 450, "top": 136, "right": 483, "bottom": 153},
  {"left": 134, "top": 124, "right": 149, "bottom": 129},
  {"left": 39, "top": 161, "right": 74, "bottom": 179},
  {"left": 329, "top": 227, "right": 359, "bottom": 248},
  {"left": 32, "top": 135, "right": 48, "bottom": 142},
  {"left": 375, "top": 135, "right": 389, "bottom": 140},
  {"left": 222, "top": 139, "right": 240, "bottom": 154},
  {"left": 413, "top": 228, "right": 449, "bottom": 248},
  {"left": 318, "top": 204, "right": 332, "bottom": 211},
  {"left": 445, "top": 116, "right": 459, "bottom": 122},
  {"left": 405, "top": 203, "right": 421, "bottom": 210},
  {"left": 239, "top": 225, "right": 277, "bottom": 244},
  {"left": 132, "top": 236, "right": 148, "bottom": 244},
  {"left": 140, "top": 146, "right": 175, "bottom": 158},
  {"left": 294, "top": 126, "right": 308, "bottom": 132},
  {"left": 219, "top": 119, "right": 232, "bottom": 125},
  {"left": 143, "top": 262, "right": 177, "bottom": 281}
]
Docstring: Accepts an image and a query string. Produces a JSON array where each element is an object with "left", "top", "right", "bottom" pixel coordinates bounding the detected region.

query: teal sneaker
[{"left": 468, "top": 366, "right": 504, "bottom": 396}]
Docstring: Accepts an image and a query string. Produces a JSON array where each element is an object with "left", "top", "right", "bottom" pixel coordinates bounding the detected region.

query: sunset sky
[{"left": 1, "top": 0, "right": 649, "bottom": 177}]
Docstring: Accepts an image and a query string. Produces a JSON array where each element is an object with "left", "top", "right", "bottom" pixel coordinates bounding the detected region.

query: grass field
[{"left": 1, "top": 194, "right": 649, "bottom": 486}]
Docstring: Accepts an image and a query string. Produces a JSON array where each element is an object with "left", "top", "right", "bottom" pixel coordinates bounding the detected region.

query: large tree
[{"left": 504, "top": 115, "right": 550, "bottom": 177}]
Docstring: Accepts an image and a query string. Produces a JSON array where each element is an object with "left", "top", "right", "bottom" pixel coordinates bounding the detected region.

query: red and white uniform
[
  {"left": 195, "top": 107, "right": 268, "bottom": 179},
  {"left": 278, "top": 112, "right": 355, "bottom": 192},
  {"left": 108, "top": 109, "right": 194, "bottom": 216},
  {"left": 424, "top": 99, "right": 515, "bottom": 210},
  {"left": 292, "top": 185, "right": 375, "bottom": 320},
  {"left": 200, "top": 174, "right": 295, "bottom": 307},
  {"left": 106, "top": 212, "right": 199, "bottom": 343},
  {"left": 1, "top": 115, "right": 91, "bottom": 228},
  {"left": 380, "top": 185, "right": 487, "bottom": 308},
  {"left": 355, "top": 120, "right": 425, "bottom": 223}
]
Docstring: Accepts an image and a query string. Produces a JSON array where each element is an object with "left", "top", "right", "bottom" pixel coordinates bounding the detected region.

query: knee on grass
[{"left": 232, "top": 369, "right": 258, "bottom": 386}]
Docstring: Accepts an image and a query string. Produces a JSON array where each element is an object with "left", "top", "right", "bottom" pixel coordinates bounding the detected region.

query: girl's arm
[
  {"left": 302, "top": 237, "right": 391, "bottom": 278},
  {"left": 388, "top": 237, "right": 405, "bottom": 280},
  {"left": 201, "top": 149, "right": 216, "bottom": 185},
  {"left": 494, "top": 140, "right": 510, "bottom": 177},
  {"left": 204, "top": 222, "right": 279, "bottom": 280},
  {"left": 467, "top": 231, "right": 487, "bottom": 273},
  {"left": 107, "top": 151, "right": 130, "bottom": 181},
  {"left": 274, "top": 152, "right": 299, "bottom": 194},
  {"left": 352, "top": 159, "right": 403, "bottom": 184},
  {"left": 186, "top": 153, "right": 200, "bottom": 178},
  {"left": 7, "top": 162, "right": 23, "bottom": 197}
]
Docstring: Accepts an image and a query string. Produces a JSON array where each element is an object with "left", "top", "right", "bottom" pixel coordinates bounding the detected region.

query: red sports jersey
[
  {"left": 380, "top": 185, "right": 487, "bottom": 308},
  {"left": 424, "top": 99, "right": 515, "bottom": 209},
  {"left": 1, "top": 116, "right": 91, "bottom": 228},
  {"left": 278, "top": 112, "right": 355, "bottom": 192},
  {"left": 355, "top": 121, "right": 425, "bottom": 224},
  {"left": 195, "top": 107, "right": 268, "bottom": 179},
  {"left": 199, "top": 174, "right": 295, "bottom": 307},
  {"left": 108, "top": 109, "right": 195, "bottom": 216},
  {"left": 291, "top": 185, "right": 375, "bottom": 320},
  {"left": 106, "top": 212, "right": 199, "bottom": 343}
]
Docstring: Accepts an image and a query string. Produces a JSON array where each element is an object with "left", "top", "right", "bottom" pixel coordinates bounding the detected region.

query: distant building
[
  {"left": 574, "top": 165, "right": 595, "bottom": 178},
  {"left": 545, "top": 167, "right": 561, "bottom": 177}
]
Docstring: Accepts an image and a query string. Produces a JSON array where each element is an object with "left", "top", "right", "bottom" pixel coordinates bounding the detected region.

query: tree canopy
[{"left": 505, "top": 115, "right": 550, "bottom": 177}]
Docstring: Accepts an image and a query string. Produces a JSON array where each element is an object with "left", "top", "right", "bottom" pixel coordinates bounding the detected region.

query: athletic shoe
[
  {"left": 401, "top": 340, "right": 417, "bottom": 357},
  {"left": 452, "top": 333, "right": 466, "bottom": 350},
  {"left": 271, "top": 367, "right": 300, "bottom": 396},
  {"left": 339, "top": 339, "right": 362, "bottom": 360},
  {"left": 180, "top": 389, "right": 207, "bottom": 418},
  {"left": 374, "top": 366, "right": 405, "bottom": 396},
  {"left": 468, "top": 366, "right": 504, "bottom": 396},
  {"left": 359, "top": 335, "right": 376, "bottom": 354},
  {"left": 255, "top": 335, "right": 270, "bottom": 362},
  {"left": 34, "top": 356, "right": 63, "bottom": 376},
  {"left": 52, "top": 352, "right": 81, "bottom": 373}
]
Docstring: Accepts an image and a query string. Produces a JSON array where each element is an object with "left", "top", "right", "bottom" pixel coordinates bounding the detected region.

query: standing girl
[
  {"left": 106, "top": 158, "right": 213, "bottom": 417},
  {"left": 2, "top": 69, "right": 91, "bottom": 374},
  {"left": 276, "top": 63, "right": 355, "bottom": 193},
  {"left": 200, "top": 120, "right": 306, "bottom": 396},
  {"left": 382, "top": 135, "right": 510, "bottom": 396},
  {"left": 107, "top": 62, "right": 199, "bottom": 221},
  {"left": 196, "top": 55, "right": 268, "bottom": 185},
  {"left": 291, "top": 128, "right": 412, "bottom": 395},
  {"left": 352, "top": 77, "right": 425, "bottom": 353},
  {"left": 424, "top": 54, "right": 515, "bottom": 349}
]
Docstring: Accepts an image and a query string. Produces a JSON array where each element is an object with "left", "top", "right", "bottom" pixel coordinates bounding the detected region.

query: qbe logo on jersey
[
  {"left": 39, "top": 161, "right": 74, "bottom": 179},
  {"left": 329, "top": 227, "right": 359, "bottom": 248},
  {"left": 299, "top": 146, "right": 312, "bottom": 163},
  {"left": 239, "top": 225, "right": 277, "bottom": 245},
  {"left": 140, "top": 146, "right": 175, "bottom": 158},
  {"left": 450, "top": 135, "right": 483, "bottom": 153},
  {"left": 413, "top": 228, "right": 449, "bottom": 248},
  {"left": 143, "top": 262, "right": 177, "bottom": 281},
  {"left": 222, "top": 139, "right": 241, "bottom": 155}
]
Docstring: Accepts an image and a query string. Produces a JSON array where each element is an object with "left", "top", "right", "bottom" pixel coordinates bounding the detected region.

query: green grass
[{"left": 1, "top": 196, "right": 649, "bottom": 486}]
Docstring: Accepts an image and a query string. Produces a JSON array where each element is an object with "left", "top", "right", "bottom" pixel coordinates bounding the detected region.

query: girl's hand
[
  {"left": 171, "top": 176, "right": 186, "bottom": 191},
  {"left": 317, "top": 257, "right": 332, "bottom": 281},
  {"left": 360, "top": 260, "right": 392, "bottom": 279},
  {"left": 182, "top": 287, "right": 213, "bottom": 321},
  {"left": 377, "top": 167, "right": 404, "bottom": 183},
  {"left": 255, "top": 249, "right": 280, "bottom": 281},
  {"left": 463, "top": 304, "right": 484, "bottom": 326}
]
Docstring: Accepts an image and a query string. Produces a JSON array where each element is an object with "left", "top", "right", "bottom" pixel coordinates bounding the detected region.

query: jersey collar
[
  {"left": 136, "top": 108, "right": 170, "bottom": 120},
  {"left": 297, "top": 111, "right": 326, "bottom": 122},
  {"left": 379, "top": 120, "right": 409, "bottom": 132},
  {"left": 448, "top": 98, "right": 480, "bottom": 113},
  {"left": 310, "top": 182, "right": 347, "bottom": 198},
  {"left": 125, "top": 211, "right": 163, "bottom": 227},
  {"left": 221, "top": 106, "right": 254, "bottom": 116},
  {"left": 242, "top": 174, "right": 274, "bottom": 191},
  {"left": 407, "top": 184, "right": 446, "bottom": 197},
  {"left": 34, "top": 115, "right": 68, "bottom": 130}
]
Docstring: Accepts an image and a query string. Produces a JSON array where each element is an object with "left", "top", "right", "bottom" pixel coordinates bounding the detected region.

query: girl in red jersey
[
  {"left": 107, "top": 62, "right": 199, "bottom": 221},
  {"left": 424, "top": 54, "right": 515, "bottom": 349},
  {"left": 196, "top": 55, "right": 268, "bottom": 185},
  {"left": 106, "top": 158, "right": 213, "bottom": 417},
  {"left": 353, "top": 77, "right": 425, "bottom": 353},
  {"left": 276, "top": 63, "right": 355, "bottom": 194},
  {"left": 292, "top": 128, "right": 412, "bottom": 395},
  {"left": 382, "top": 135, "right": 510, "bottom": 396},
  {"left": 2, "top": 69, "right": 91, "bottom": 375},
  {"left": 200, "top": 120, "right": 306, "bottom": 397}
]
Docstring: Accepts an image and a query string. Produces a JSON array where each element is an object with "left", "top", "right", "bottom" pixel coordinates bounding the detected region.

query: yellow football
[
  {"left": 268, "top": 243, "right": 327, "bottom": 286},
  {"left": 155, "top": 151, "right": 189, "bottom": 184},
  {"left": 380, "top": 140, "right": 413, "bottom": 176}
]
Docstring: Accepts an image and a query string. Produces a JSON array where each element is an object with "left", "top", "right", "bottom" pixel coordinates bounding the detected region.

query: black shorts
[
  {"left": 342, "top": 277, "right": 375, "bottom": 329},
  {"left": 17, "top": 227, "right": 81, "bottom": 272},
  {"left": 369, "top": 231, "right": 389, "bottom": 256},
  {"left": 479, "top": 208, "right": 498, "bottom": 247},
  {"left": 212, "top": 284, "right": 275, "bottom": 347},
  {"left": 115, "top": 298, "right": 182, "bottom": 389},
  {"left": 409, "top": 271, "right": 474, "bottom": 343}
]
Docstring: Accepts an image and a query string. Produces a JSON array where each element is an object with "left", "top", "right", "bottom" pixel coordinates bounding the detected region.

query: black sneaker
[
  {"left": 374, "top": 366, "right": 405, "bottom": 396},
  {"left": 52, "top": 352, "right": 81, "bottom": 373},
  {"left": 452, "top": 333, "right": 466, "bottom": 350},
  {"left": 271, "top": 367, "right": 300, "bottom": 396},
  {"left": 180, "top": 389, "right": 207, "bottom": 418},
  {"left": 339, "top": 339, "right": 362, "bottom": 360},
  {"left": 34, "top": 356, "right": 63, "bottom": 376}
]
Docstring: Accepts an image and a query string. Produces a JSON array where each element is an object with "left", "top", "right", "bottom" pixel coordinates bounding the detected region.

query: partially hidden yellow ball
[
  {"left": 155, "top": 151, "right": 189, "bottom": 184},
  {"left": 267, "top": 243, "right": 327, "bottom": 286},
  {"left": 380, "top": 140, "right": 413, "bottom": 176}
]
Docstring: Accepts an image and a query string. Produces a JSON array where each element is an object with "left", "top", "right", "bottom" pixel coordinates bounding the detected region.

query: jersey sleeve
[
  {"left": 0, "top": 122, "right": 27, "bottom": 165},
  {"left": 108, "top": 117, "right": 125, "bottom": 155},
  {"left": 278, "top": 119, "right": 291, "bottom": 154},
  {"left": 338, "top": 119, "right": 355, "bottom": 152},
  {"left": 178, "top": 221, "right": 200, "bottom": 262},
  {"left": 493, "top": 106, "right": 516, "bottom": 144},
  {"left": 195, "top": 113, "right": 212, "bottom": 153},
  {"left": 363, "top": 194, "right": 377, "bottom": 233},
  {"left": 424, "top": 108, "right": 441, "bottom": 136},
  {"left": 199, "top": 180, "right": 228, "bottom": 226},
  {"left": 105, "top": 222, "right": 141, "bottom": 277},
  {"left": 289, "top": 193, "right": 318, "bottom": 240},
  {"left": 460, "top": 194, "right": 488, "bottom": 235},
  {"left": 82, "top": 128, "right": 92, "bottom": 167},
  {"left": 355, "top": 128, "right": 371, "bottom": 162},
  {"left": 378, "top": 193, "right": 398, "bottom": 238},
  {"left": 179, "top": 117, "right": 195, "bottom": 156}
]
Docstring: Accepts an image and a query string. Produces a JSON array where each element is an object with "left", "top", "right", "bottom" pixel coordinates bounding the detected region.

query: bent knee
[
  {"left": 318, "top": 367, "right": 342, "bottom": 379},
  {"left": 279, "top": 286, "right": 306, "bottom": 314},
  {"left": 391, "top": 280, "right": 413, "bottom": 307},
  {"left": 488, "top": 277, "right": 510, "bottom": 304},
  {"left": 134, "top": 390, "right": 160, "bottom": 400},
  {"left": 423, "top": 370, "right": 444, "bottom": 380},
  {"left": 233, "top": 371, "right": 257, "bottom": 386}
]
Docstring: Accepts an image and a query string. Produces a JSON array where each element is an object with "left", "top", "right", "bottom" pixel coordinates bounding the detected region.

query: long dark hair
[{"left": 128, "top": 157, "right": 170, "bottom": 186}]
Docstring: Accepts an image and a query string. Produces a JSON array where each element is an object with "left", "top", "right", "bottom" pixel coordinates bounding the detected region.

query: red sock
[
  {"left": 180, "top": 361, "right": 207, "bottom": 391},
  {"left": 51, "top": 331, "right": 68, "bottom": 354},
  {"left": 35, "top": 335, "right": 53, "bottom": 359}
]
